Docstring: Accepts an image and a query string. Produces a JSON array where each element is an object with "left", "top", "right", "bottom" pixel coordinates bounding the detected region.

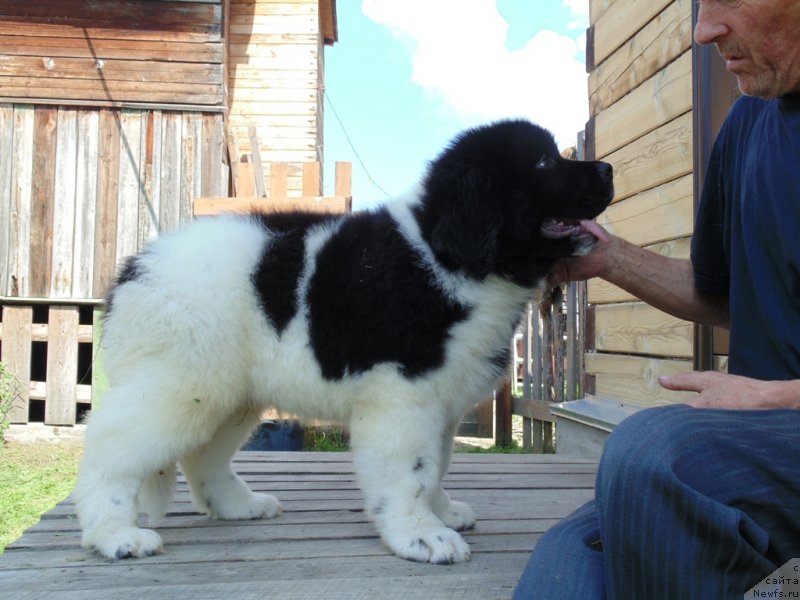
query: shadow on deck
[{"left": 1, "top": 451, "right": 597, "bottom": 600}]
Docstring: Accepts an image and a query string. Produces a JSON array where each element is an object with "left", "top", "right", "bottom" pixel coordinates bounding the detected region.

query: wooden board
[
  {"left": 602, "top": 111, "right": 693, "bottom": 202},
  {"left": 595, "top": 174, "right": 694, "bottom": 247},
  {"left": 589, "top": 0, "right": 692, "bottom": 115},
  {"left": 0, "top": 305, "right": 32, "bottom": 423},
  {"left": 43, "top": 305, "right": 80, "bottom": 425},
  {"left": 594, "top": 50, "right": 692, "bottom": 158},
  {"left": 1, "top": 452, "right": 596, "bottom": 600},
  {"left": 92, "top": 108, "right": 121, "bottom": 298},
  {"left": 29, "top": 106, "right": 58, "bottom": 297},
  {"left": 591, "top": 0, "right": 673, "bottom": 67},
  {"left": 594, "top": 301, "right": 693, "bottom": 358},
  {"left": 586, "top": 352, "right": 696, "bottom": 406}
]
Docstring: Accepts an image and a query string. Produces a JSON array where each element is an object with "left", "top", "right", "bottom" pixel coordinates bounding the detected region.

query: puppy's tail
[{"left": 137, "top": 463, "right": 177, "bottom": 525}]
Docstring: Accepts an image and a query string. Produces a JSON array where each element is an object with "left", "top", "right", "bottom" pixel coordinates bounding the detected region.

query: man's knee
[{"left": 597, "top": 404, "right": 692, "bottom": 494}]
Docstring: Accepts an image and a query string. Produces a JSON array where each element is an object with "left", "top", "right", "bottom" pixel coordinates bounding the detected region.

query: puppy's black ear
[{"left": 426, "top": 169, "right": 502, "bottom": 279}]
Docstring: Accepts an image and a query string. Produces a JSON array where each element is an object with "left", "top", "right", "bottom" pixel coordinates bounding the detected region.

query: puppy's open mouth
[{"left": 540, "top": 218, "right": 607, "bottom": 242}]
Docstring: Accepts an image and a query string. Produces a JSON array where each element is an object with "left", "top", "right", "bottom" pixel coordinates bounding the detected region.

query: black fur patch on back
[
  {"left": 105, "top": 254, "right": 147, "bottom": 317},
  {"left": 251, "top": 212, "right": 336, "bottom": 334},
  {"left": 307, "top": 209, "right": 470, "bottom": 380}
]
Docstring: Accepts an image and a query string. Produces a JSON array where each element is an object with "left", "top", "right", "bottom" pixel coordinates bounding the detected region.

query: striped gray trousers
[{"left": 513, "top": 404, "right": 800, "bottom": 599}]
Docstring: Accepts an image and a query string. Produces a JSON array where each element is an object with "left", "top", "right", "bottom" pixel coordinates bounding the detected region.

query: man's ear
[{"left": 427, "top": 169, "right": 501, "bottom": 279}]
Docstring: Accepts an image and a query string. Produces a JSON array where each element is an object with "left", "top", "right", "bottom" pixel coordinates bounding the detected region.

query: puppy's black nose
[{"left": 596, "top": 161, "right": 613, "bottom": 180}]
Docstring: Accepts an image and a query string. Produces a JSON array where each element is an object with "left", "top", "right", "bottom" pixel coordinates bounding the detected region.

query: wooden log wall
[
  {"left": 0, "top": 0, "right": 225, "bottom": 108},
  {"left": 585, "top": 0, "right": 697, "bottom": 407},
  {"left": 228, "top": 0, "right": 326, "bottom": 196}
]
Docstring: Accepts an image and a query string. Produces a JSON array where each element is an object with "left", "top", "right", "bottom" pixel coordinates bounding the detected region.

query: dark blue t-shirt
[{"left": 692, "top": 94, "right": 800, "bottom": 379}]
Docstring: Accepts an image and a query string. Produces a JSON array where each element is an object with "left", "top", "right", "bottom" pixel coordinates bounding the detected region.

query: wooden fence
[
  {"left": 495, "top": 282, "right": 586, "bottom": 451},
  {"left": 0, "top": 302, "right": 99, "bottom": 426}
]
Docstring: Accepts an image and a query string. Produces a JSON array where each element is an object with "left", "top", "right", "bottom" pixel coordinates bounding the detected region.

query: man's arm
[
  {"left": 550, "top": 232, "right": 730, "bottom": 328},
  {"left": 550, "top": 229, "right": 800, "bottom": 410}
]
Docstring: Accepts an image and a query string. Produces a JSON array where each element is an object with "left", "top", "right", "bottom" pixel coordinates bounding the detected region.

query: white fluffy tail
[{"left": 137, "top": 463, "right": 177, "bottom": 525}]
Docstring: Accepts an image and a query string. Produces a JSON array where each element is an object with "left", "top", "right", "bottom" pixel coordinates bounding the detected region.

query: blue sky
[{"left": 322, "top": 0, "right": 590, "bottom": 210}]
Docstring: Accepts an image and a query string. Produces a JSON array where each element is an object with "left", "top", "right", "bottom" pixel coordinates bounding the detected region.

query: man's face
[{"left": 694, "top": 0, "right": 800, "bottom": 98}]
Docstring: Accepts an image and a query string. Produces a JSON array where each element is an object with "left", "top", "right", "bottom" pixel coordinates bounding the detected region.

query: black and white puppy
[{"left": 75, "top": 119, "right": 614, "bottom": 564}]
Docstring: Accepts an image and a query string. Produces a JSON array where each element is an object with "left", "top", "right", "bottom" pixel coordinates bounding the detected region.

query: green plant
[
  {"left": 0, "top": 363, "right": 20, "bottom": 446},
  {"left": 304, "top": 425, "right": 350, "bottom": 451}
]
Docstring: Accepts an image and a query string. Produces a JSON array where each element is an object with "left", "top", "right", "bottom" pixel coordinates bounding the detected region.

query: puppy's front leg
[
  {"left": 349, "top": 406, "right": 471, "bottom": 564},
  {"left": 432, "top": 417, "right": 476, "bottom": 532}
]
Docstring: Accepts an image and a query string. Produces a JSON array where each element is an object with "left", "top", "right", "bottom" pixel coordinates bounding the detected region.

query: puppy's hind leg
[
  {"left": 75, "top": 384, "right": 182, "bottom": 559},
  {"left": 180, "top": 409, "right": 282, "bottom": 520},
  {"left": 350, "top": 403, "right": 471, "bottom": 564}
]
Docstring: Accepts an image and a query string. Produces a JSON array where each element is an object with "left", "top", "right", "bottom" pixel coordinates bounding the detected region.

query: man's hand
[
  {"left": 548, "top": 225, "right": 614, "bottom": 287},
  {"left": 659, "top": 371, "right": 800, "bottom": 410}
]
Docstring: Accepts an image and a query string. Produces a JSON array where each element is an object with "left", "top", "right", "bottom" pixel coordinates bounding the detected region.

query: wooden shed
[
  {"left": 0, "top": 0, "right": 339, "bottom": 437},
  {"left": 550, "top": 0, "right": 739, "bottom": 454}
]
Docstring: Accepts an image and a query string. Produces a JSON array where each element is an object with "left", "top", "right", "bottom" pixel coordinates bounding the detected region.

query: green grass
[
  {"left": 458, "top": 440, "right": 527, "bottom": 454},
  {"left": 0, "top": 443, "right": 83, "bottom": 553},
  {"left": 304, "top": 425, "right": 350, "bottom": 451}
]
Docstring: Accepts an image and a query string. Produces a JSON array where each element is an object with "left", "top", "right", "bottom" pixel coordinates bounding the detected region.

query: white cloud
[
  {"left": 563, "top": 0, "right": 590, "bottom": 17},
  {"left": 362, "top": 0, "right": 590, "bottom": 149}
]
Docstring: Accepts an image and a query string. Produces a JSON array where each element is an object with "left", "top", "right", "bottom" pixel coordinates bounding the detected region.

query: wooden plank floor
[{"left": 1, "top": 452, "right": 597, "bottom": 600}]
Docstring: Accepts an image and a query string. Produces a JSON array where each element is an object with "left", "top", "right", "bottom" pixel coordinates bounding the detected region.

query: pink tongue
[{"left": 580, "top": 219, "right": 609, "bottom": 242}]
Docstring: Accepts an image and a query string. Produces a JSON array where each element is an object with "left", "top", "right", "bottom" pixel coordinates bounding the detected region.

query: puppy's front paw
[
  {"left": 83, "top": 526, "right": 164, "bottom": 560},
  {"left": 211, "top": 492, "right": 281, "bottom": 520},
  {"left": 383, "top": 526, "right": 471, "bottom": 564},
  {"left": 437, "top": 500, "right": 476, "bottom": 532}
]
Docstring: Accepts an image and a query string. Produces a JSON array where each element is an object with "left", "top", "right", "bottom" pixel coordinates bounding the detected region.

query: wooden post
[
  {"left": 1, "top": 305, "right": 33, "bottom": 423},
  {"left": 226, "top": 120, "right": 240, "bottom": 197},
  {"left": 269, "top": 163, "right": 289, "bottom": 199},
  {"left": 45, "top": 305, "right": 79, "bottom": 425},
  {"left": 495, "top": 379, "right": 513, "bottom": 448},
  {"left": 475, "top": 398, "right": 493, "bottom": 438},
  {"left": 91, "top": 308, "right": 109, "bottom": 411},
  {"left": 566, "top": 284, "right": 578, "bottom": 401},
  {"left": 335, "top": 161, "right": 352, "bottom": 197},
  {"left": 521, "top": 303, "right": 533, "bottom": 450},
  {"left": 303, "top": 162, "right": 321, "bottom": 197},
  {"left": 247, "top": 126, "right": 266, "bottom": 198},
  {"left": 531, "top": 308, "right": 545, "bottom": 452}
]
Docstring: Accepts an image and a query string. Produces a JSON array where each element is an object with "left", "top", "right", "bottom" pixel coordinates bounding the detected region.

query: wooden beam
[{"left": 193, "top": 195, "right": 352, "bottom": 216}]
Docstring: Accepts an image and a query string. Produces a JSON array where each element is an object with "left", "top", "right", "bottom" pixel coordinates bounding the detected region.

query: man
[{"left": 513, "top": 1, "right": 800, "bottom": 598}]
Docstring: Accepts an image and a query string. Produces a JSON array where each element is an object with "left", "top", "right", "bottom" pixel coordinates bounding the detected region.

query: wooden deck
[{"left": 1, "top": 451, "right": 597, "bottom": 600}]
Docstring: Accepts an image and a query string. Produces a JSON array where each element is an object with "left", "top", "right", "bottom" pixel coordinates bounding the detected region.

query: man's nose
[{"left": 694, "top": 2, "right": 730, "bottom": 46}]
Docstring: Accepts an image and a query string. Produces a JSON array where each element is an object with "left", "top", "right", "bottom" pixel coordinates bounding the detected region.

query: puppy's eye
[{"left": 536, "top": 155, "right": 556, "bottom": 169}]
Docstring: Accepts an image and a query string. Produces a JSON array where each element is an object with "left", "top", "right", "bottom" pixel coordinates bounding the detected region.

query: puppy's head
[{"left": 416, "top": 119, "right": 614, "bottom": 286}]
